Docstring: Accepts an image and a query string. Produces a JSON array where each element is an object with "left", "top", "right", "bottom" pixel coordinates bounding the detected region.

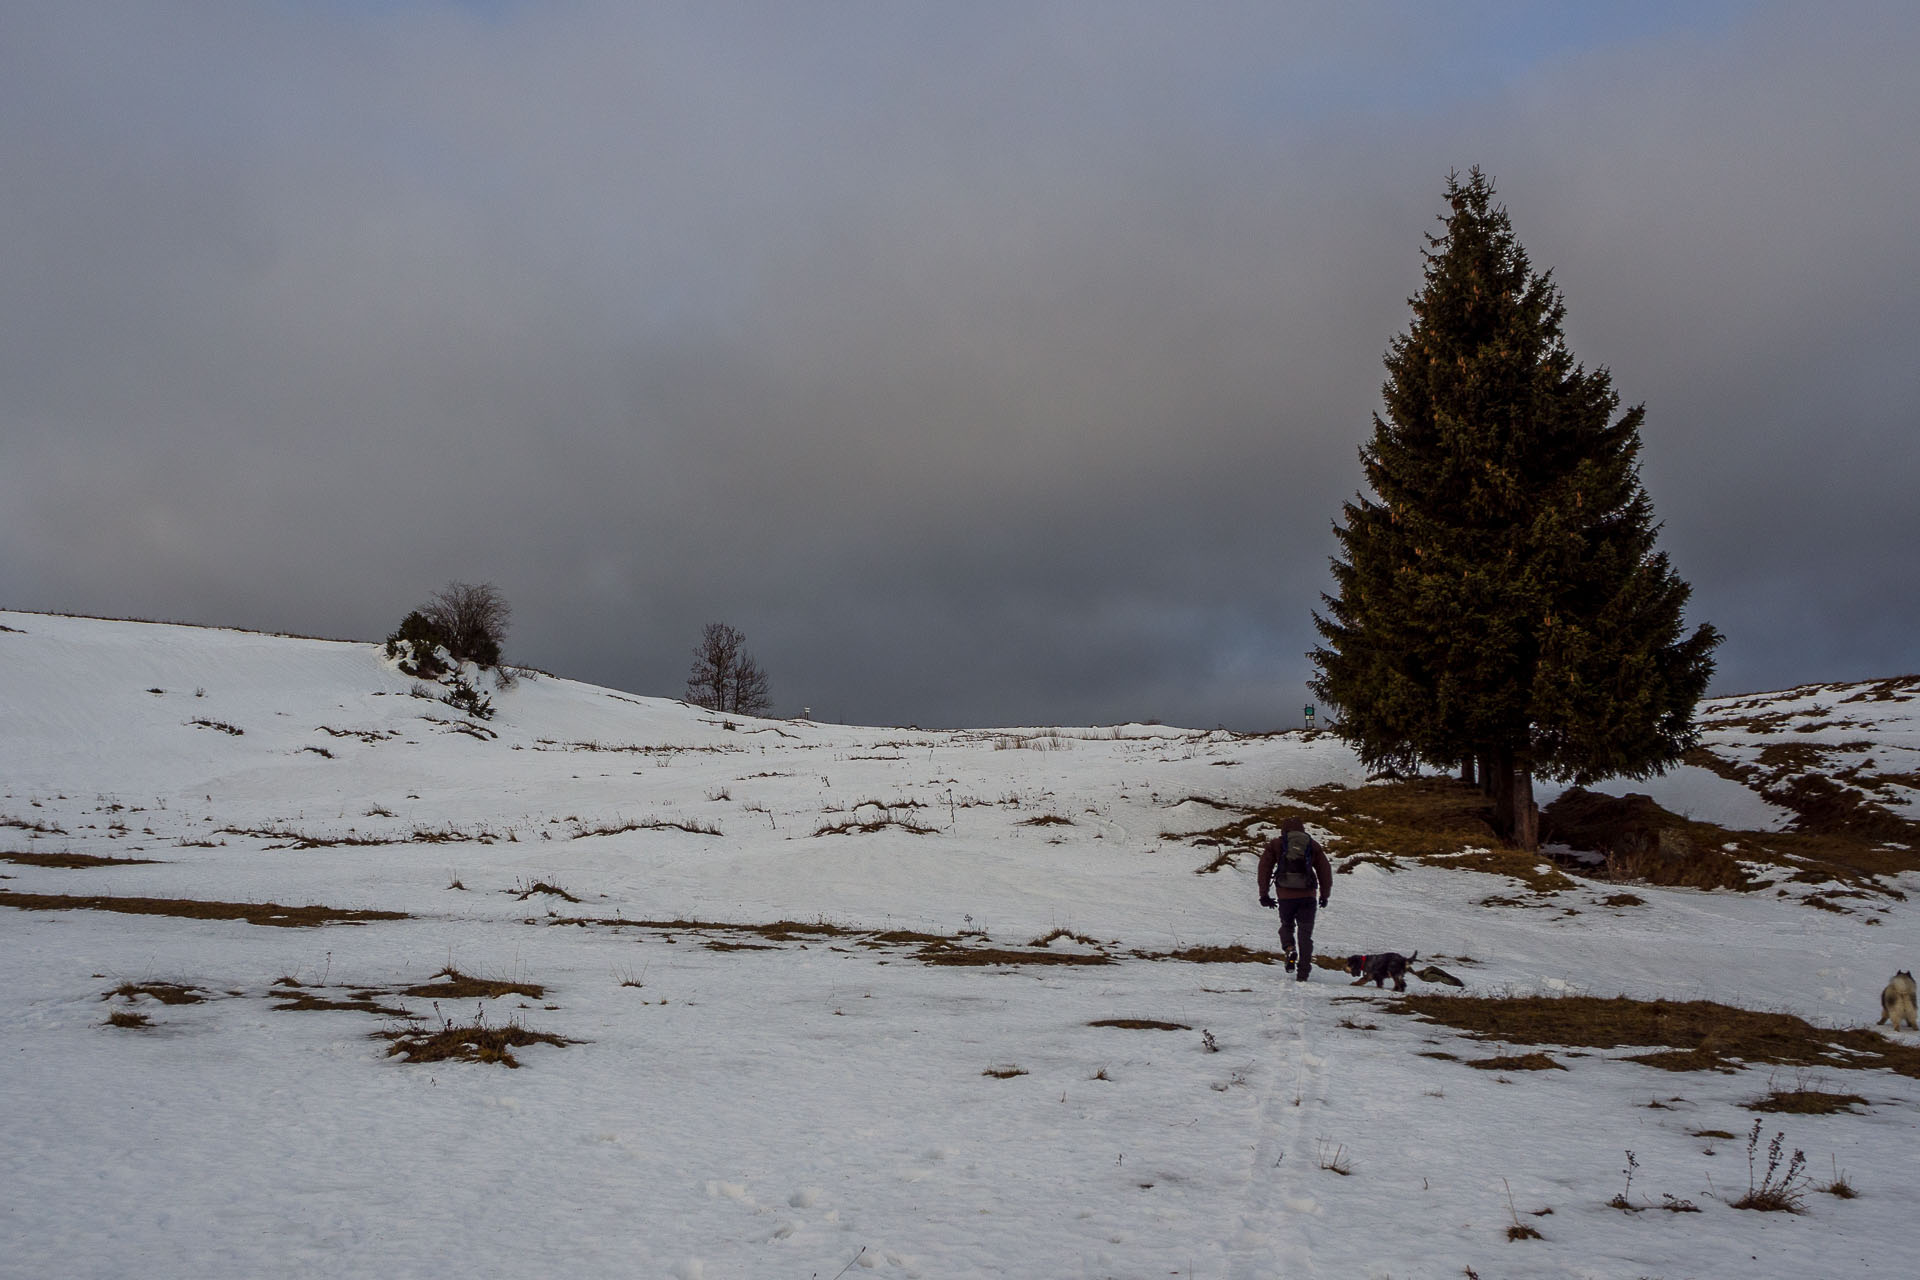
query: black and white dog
[{"left": 1346, "top": 950, "right": 1417, "bottom": 992}]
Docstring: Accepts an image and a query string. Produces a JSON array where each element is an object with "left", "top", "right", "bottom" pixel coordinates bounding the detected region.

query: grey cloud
[{"left": 3, "top": 3, "right": 1915, "bottom": 727}]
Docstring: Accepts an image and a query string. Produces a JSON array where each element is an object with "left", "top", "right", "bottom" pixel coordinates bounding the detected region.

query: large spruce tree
[{"left": 1311, "top": 169, "right": 1719, "bottom": 850}]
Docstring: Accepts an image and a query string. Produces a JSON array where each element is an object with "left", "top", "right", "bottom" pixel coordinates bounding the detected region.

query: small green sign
[{"left": 1304, "top": 705, "right": 1315, "bottom": 718}]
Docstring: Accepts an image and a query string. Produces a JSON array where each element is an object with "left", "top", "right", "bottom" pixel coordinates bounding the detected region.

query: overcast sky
[{"left": 3, "top": 2, "right": 1915, "bottom": 729}]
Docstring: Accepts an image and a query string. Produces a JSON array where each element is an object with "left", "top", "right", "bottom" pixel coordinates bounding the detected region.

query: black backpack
[{"left": 1272, "top": 829, "right": 1316, "bottom": 892}]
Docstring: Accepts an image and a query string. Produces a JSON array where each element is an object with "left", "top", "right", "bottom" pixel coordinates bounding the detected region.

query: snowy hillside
[{"left": 2, "top": 611, "right": 1916, "bottom": 1279}]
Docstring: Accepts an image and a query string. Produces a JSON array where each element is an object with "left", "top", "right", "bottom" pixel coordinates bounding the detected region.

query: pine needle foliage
[{"left": 1312, "top": 169, "right": 1718, "bottom": 842}]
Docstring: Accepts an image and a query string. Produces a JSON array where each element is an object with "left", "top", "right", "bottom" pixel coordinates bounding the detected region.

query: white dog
[{"left": 1879, "top": 970, "right": 1917, "bottom": 1031}]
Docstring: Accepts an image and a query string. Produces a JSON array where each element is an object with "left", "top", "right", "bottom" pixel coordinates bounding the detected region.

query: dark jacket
[{"left": 1256, "top": 828, "right": 1332, "bottom": 904}]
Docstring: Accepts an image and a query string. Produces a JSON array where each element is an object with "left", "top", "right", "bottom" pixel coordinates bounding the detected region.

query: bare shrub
[
  {"left": 1731, "top": 1119, "right": 1809, "bottom": 1212},
  {"left": 387, "top": 581, "right": 511, "bottom": 673},
  {"left": 686, "top": 622, "right": 772, "bottom": 716}
]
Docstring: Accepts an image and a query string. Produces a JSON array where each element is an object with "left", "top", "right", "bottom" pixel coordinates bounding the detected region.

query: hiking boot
[
  {"left": 1295, "top": 970, "right": 1311, "bottom": 982},
  {"left": 1281, "top": 951, "right": 1297, "bottom": 969}
]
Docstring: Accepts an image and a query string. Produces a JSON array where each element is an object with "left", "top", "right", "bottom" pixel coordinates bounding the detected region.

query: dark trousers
[{"left": 1276, "top": 899, "right": 1316, "bottom": 978}]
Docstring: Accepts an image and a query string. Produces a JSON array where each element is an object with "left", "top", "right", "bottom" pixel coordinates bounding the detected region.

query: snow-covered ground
[{"left": 2, "top": 611, "right": 1915, "bottom": 1279}]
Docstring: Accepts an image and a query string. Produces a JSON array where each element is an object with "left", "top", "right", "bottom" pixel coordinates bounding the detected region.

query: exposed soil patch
[
  {"left": 1089, "top": 1018, "right": 1191, "bottom": 1031},
  {"left": 0, "top": 890, "right": 407, "bottom": 927},
  {"left": 1390, "top": 994, "right": 1920, "bottom": 1077},
  {"left": 1, "top": 850, "right": 163, "bottom": 868}
]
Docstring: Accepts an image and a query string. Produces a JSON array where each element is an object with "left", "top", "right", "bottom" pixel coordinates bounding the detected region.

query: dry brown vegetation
[
  {"left": 1173, "top": 779, "right": 1574, "bottom": 892},
  {"left": 0, "top": 890, "right": 407, "bottom": 927},
  {"left": 400, "top": 967, "right": 544, "bottom": 1000},
  {"left": 917, "top": 945, "right": 1113, "bottom": 967},
  {"left": 105, "top": 981, "right": 204, "bottom": 1005},
  {"left": 1389, "top": 993, "right": 1920, "bottom": 1077},
  {"left": 1746, "top": 1087, "right": 1869, "bottom": 1115},
  {"left": 811, "top": 817, "right": 938, "bottom": 837},
  {"left": 1, "top": 850, "right": 162, "bottom": 868},
  {"left": 1088, "top": 1018, "right": 1191, "bottom": 1031},
  {"left": 376, "top": 1018, "right": 576, "bottom": 1067},
  {"left": 1466, "top": 1052, "right": 1565, "bottom": 1072},
  {"left": 273, "top": 991, "right": 413, "bottom": 1016}
]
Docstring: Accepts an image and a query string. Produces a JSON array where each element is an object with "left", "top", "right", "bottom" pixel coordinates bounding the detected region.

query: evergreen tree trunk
[
  {"left": 1514, "top": 764, "right": 1539, "bottom": 853},
  {"left": 1477, "top": 751, "right": 1494, "bottom": 797},
  {"left": 1459, "top": 757, "right": 1475, "bottom": 786},
  {"left": 1487, "top": 747, "right": 1514, "bottom": 842}
]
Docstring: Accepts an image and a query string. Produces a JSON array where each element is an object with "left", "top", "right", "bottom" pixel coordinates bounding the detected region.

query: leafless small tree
[
  {"left": 422, "top": 581, "right": 511, "bottom": 667},
  {"left": 686, "top": 622, "right": 772, "bottom": 717}
]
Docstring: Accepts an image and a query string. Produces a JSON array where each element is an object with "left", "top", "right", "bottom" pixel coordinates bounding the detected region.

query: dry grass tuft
[
  {"left": 513, "top": 879, "right": 581, "bottom": 903},
  {"left": 0, "top": 889, "right": 406, "bottom": 928},
  {"left": 1029, "top": 927, "right": 1102, "bottom": 948},
  {"left": 105, "top": 981, "right": 204, "bottom": 1005},
  {"left": 1393, "top": 993, "right": 1920, "bottom": 1078},
  {"left": 376, "top": 1018, "right": 576, "bottom": 1067},
  {"left": 982, "top": 1064, "right": 1027, "bottom": 1079},
  {"left": 1746, "top": 1088, "right": 1868, "bottom": 1115},
  {"left": 1466, "top": 1052, "right": 1565, "bottom": 1072},
  {"left": 811, "top": 817, "right": 938, "bottom": 837},
  {"left": 400, "top": 967, "right": 544, "bottom": 1000},
  {"left": 273, "top": 992, "right": 412, "bottom": 1016},
  {"left": 105, "top": 1009, "right": 151, "bottom": 1029}
]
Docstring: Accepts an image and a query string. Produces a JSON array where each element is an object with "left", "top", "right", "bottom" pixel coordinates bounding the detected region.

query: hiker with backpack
[{"left": 1257, "top": 817, "right": 1332, "bottom": 981}]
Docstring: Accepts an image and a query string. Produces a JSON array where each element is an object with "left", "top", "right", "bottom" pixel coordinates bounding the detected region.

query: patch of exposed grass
[
  {"left": 569, "top": 816, "right": 723, "bottom": 838},
  {"left": 811, "top": 817, "right": 938, "bottom": 837},
  {"left": 187, "top": 718, "right": 244, "bottom": 736},
  {"left": 1089, "top": 1018, "right": 1191, "bottom": 1031},
  {"left": 1, "top": 815, "right": 68, "bottom": 836},
  {"left": 1019, "top": 814, "right": 1074, "bottom": 827},
  {"left": 1029, "top": 927, "right": 1101, "bottom": 948},
  {"left": 105, "top": 981, "right": 204, "bottom": 1005},
  {"left": 1174, "top": 780, "right": 1573, "bottom": 891},
  {"left": 0, "top": 890, "right": 407, "bottom": 928},
  {"left": 273, "top": 992, "right": 412, "bottom": 1017},
  {"left": 1132, "top": 944, "right": 1286, "bottom": 965},
  {"left": 1466, "top": 1052, "right": 1565, "bottom": 1072},
  {"left": 1747, "top": 1088, "right": 1868, "bottom": 1115},
  {"left": 105, "top": 1010, "right": 151, "bottom": 1029},
  {"left": 214, "top": 823, "right": 505, "bottom": 849},
  {"left": 512, "top": 878, "right": 581, "bottom": 903},
  {"left": 917, "top": 945, "right": 1113, "bottom": 967},
  {"left": 1391, "top": 993, "right": 1920, "bottom": 1077},
  {"left": 1, "top": 850, "right": 162, "bottom": 868},
  {"left": 399, "top": 967, "right": 544, "bottom": 1000},
  {"left": 982, "top": 1064, "right": 1028, "bottom": 1078},
  {"left": 376, "top": 1018, "right": 576, "bottom": 1067}
]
